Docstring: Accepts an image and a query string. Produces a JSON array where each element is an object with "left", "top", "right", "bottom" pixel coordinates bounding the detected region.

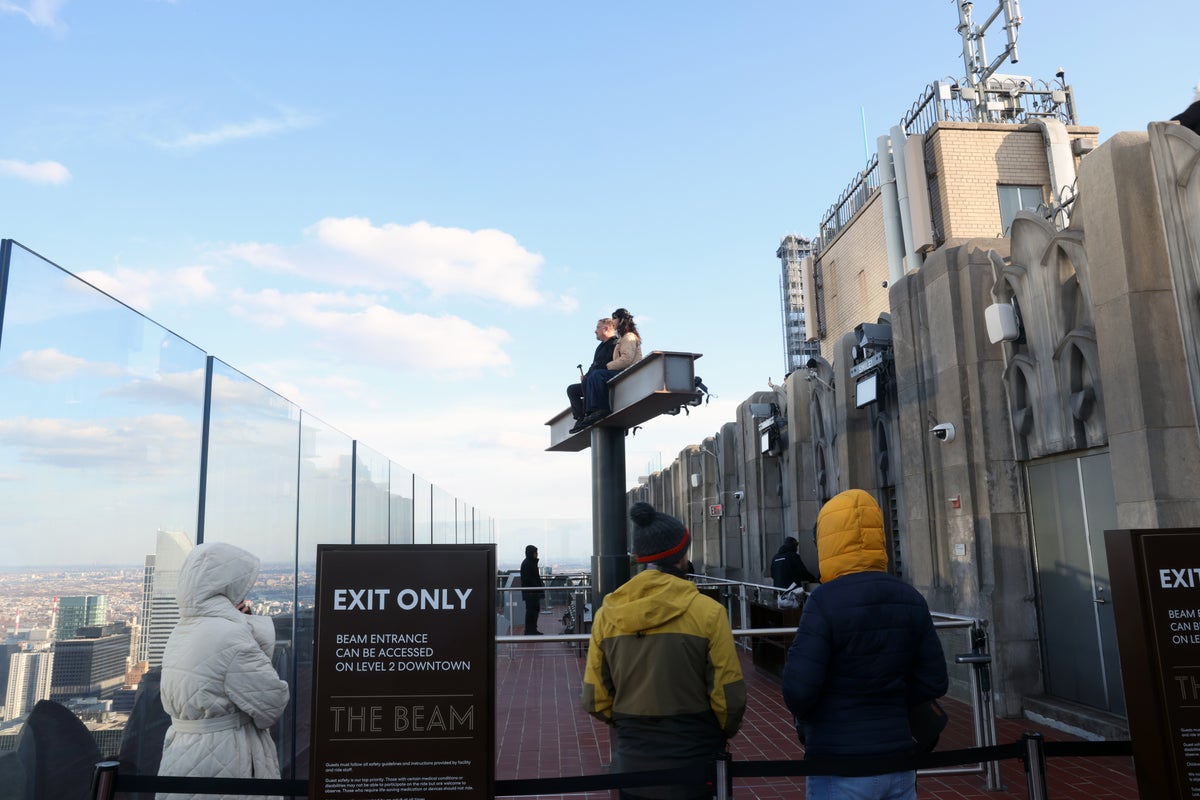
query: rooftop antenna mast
[{"left": 956, "top": 0, "right": 1023, "bottom": 119}]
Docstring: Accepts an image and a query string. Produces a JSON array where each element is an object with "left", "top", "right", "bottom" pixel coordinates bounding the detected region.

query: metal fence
[
  {"left": 93, "top": 733, "right": 1133, "bottom": 799},
  {"left": 816, "top": 75, "right": 1077, "bottom": 247}
]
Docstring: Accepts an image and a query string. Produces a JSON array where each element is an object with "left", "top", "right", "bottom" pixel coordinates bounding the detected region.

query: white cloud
[
  {"left": 225, "top": 217, "right": 546, "bottom": 307},
  {"left": 157, "top": 109, "right": 317, "bottom": 150},
  {"left": 0, "top": 0, "right": 66, "bottom": 28},
  {"left": 7, "top": 349, "right": 89, "bottom": 382},
  {"left": 229, "top": 288, "right": 511, "bottom": 374},
  {"left": 0, "top": 413, "right": 199, "bottom": 472},
  {"left": 0, "top": 159, "right": 70, "bottom": 185},
  {"left": 6, "top": 349, "right": 123, "bottom": 383},
  {"left": 76, "top": 265, "right": 217, "bottom": 311}
]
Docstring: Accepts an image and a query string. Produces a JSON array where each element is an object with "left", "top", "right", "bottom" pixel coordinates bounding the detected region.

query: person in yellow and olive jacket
[{"left": 583, "top": 502, "right": 746, "bottom": 800}]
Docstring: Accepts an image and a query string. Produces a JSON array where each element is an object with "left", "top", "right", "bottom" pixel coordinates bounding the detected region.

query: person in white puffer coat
[{"left": 156, "top": 541, "right": 290, "bottom": 800}]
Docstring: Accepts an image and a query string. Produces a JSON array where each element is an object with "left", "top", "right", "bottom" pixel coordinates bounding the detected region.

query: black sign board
[
  {"left": 310, "top": 544, "right": 496, "bottom": 800},
  {"left": 1108, "top": 529, "right": 1200, "bottom": 798}
]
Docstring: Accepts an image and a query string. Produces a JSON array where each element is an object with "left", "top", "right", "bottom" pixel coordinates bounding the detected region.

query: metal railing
[
  {"left": 901, "top": 77, "right": 1078, "bottom": 137},
  {"left": 815, "top": 74, "right": 1077, "bottom": 250},
  {"left": 499, "top": 576, "right": 1000, "bottom": 787},
  {"left": 93, "top": 733, "right": 1133, "bottom": 798},
  {"left": 818, "top": 155, "right": 880, "bottom": 244}
]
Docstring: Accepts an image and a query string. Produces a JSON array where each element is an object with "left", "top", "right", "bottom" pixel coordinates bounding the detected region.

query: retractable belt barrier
[{"left": 93, "top": 737, "right": 1135, "bottom": 799}]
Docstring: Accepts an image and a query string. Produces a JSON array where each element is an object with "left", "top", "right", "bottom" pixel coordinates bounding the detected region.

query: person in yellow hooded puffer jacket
[
  {"left": 583, "top": 502, "right": 746, "bottom": 800},
  {"left": 782, "top": 489, "right": 948, "bottom": 800}
]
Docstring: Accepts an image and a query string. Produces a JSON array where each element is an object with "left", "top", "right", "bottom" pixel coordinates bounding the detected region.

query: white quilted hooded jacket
[{"left": 157, "top": 541, "right": 290, "bottom": 800}]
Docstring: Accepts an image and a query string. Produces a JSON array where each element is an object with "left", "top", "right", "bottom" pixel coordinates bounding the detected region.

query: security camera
[
  {"left": 733, "top": 490, "right": 745, "bottom": 501},
  {"left": 929, "top": 423, "right": 956, "bottom": 443}
]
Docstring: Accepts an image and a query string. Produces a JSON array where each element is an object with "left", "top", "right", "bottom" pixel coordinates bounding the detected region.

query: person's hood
[
  {"left": 599, "top": 569, "right": 698, "bottom": 633},
  {"left": 816, "top": 489, "right": 888, "bottom": 582},
  {"left": 175, "top": 541, "right": 261, "bottom": 618}
]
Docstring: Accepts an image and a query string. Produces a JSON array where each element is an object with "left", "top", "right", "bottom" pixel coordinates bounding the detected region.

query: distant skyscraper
[
  {"left": 4, "top": 649, "right": 53, "bottom": 721},
  {"left": 141, "top": 530, "right": 193, "bottom": 668},
  {"left": 776, "top": 234, "right": 821, "bottom": 375},
  {"left": 136, "top": 556, "right": 155, "bottom": 663},
  {"left": 55, "top": 595, "right": 108, "bottom": 641},
  {"left": 50, "top": 624, "right": 131, "bottom": 701}
]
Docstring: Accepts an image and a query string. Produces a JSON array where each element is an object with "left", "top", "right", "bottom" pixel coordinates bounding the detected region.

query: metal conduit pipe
[
  {"left": 890, "top": 123, "right": 924, "bottom": 273},
  {"left": 1034, "top": 117, "right": 1077, "bottom": 226},
  {"left": 877, "top": 134, "right": 905, "bottom": 284}
]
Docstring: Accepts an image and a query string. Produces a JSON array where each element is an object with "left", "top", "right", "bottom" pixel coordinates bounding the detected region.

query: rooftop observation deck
[{"left": 496, "top": 606, "right": 1137, "bottom": 800}]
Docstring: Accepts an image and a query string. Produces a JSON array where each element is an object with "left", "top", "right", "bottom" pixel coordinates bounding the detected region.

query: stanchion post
[
  {"left": 715, "top": 751, "right": 732, "bottom": 800},
  {"left": 956, "top": 621, "right": 1002, "bottom": 791},
  {"left": 91, "top": 760, "right": 120, "bottom": 800},
  {"left": 1023, "top": 732, "right": 1049, "bottom": 800}
]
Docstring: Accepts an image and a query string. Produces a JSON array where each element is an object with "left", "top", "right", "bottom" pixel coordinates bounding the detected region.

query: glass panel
[
  {"left": 201, "top": 358, "right": 300, "bottom": 773},
  {"left": 1028, "top": 457, "right": 1106, "bottom": 709},
  {"left": 0, "top": 242, "right": 206, "bottom": 752},
  {"left": 1079, "top": 451, "right": 1125, "bottom": 715},
  {"left": 1019, "top": 185, "right": 1045, "bottom": 212},
  {"left": 432, "top": 485, "right": 455, "bottom": 544},
  {"left": 294, "top": 410, "right": 352, "bottom": 776},
  {"left": 413, "top": 475, "right": 433, "bottom": 544},
  {"left": 389, "top": 462, "right": 415, "bottom": 544},
  {"left": 354, "top": 442, "right": 391, "bottom": 545}
]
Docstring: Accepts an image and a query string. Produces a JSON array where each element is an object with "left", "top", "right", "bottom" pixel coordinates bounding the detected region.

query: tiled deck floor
[{"left": 495, "top": 635, "right": 1139, "bottom": 799}]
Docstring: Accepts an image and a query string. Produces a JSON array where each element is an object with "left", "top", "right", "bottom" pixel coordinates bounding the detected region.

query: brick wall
[
  {"left": 811, "top": 194, "right": 890, "bottom": 360},
  {"left": 926, "top": 122, "right": 1099, "bottom": 240}
]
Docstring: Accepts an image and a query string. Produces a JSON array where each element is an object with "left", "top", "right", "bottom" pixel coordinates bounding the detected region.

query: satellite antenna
[{"left": 955, "top": 0, "right": 1023, "bottom": 119}]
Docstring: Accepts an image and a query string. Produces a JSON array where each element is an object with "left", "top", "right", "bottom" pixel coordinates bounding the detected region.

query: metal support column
[{"left": 591, "top": 426, "right": 629, "bottom": 610}]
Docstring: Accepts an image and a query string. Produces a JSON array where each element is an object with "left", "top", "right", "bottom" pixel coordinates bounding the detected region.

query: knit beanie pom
[{"left": 630, "top": 502, "right": 690, "bottom": 565}]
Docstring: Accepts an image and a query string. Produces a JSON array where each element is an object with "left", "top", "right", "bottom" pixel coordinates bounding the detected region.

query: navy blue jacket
[{"left": 781, "top": 571, "right": 948, "bottom": 757}]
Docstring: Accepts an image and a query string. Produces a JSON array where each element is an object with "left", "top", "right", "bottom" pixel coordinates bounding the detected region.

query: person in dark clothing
[
  {"left": 770, "top": 536, "right": 816, "bottom": 589},
  {"left": 1172, "top": 99, "right": 1200, "bottom": 134},
  {"left": 782, "top": 489, "right": 947, "bottom": 800},
  {"left": 520, "top": 544, "right": 545, "bottom": 635},
  {"left": 568, "top": 318, "right": 618, "bottom": 428}
]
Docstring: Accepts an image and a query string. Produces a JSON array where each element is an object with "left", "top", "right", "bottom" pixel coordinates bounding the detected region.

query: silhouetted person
[
  {"left": 771, "top": 536, "right": 817, "bottom": 590},
  {"left": 520, "top": 545, "right": 545, "bottom": 635}
]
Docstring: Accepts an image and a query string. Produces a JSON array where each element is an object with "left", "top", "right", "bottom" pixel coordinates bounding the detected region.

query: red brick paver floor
[{"left": 495, "top": 634, "right": 1140, "bottom": 799}]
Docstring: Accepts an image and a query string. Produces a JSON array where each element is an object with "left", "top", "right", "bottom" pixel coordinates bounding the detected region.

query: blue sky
[{"left": 0, "top": 0, "right": 1195, "bottom": 563}]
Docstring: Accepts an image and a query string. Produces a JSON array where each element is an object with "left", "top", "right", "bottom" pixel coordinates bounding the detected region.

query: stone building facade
[{"left": 629, "top": 121, "right": 1200, "bottom": 737}]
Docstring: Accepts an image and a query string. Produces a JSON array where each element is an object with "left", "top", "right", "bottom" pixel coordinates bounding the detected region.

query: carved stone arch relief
[
  {"left": 1049, "top": 232, "right": 1094, "bottom": 333},
  {"left": 1009, "top": 213, "right": 1061, "bottom": 363},
  {"left": 809, "top": 385, "right": 838, "bottom": 502},
  {"left": 1149, "top": 122, "right": 1200, "bottom": 433},
  {"left": 814, "top": 445, "right": 830, "bottom": 505},
  {"left": 1009, "top": 213, "right": 1085, "bottom": 455},
  {"left": 874, "top": 417, "right": 892, "bottom": 487},
  {"left": 1002, "top": 354, "right": 1040, "bottom": 460},
  {"left": 1053, "top": 332, "right": 1107, "bottom": 450}
]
